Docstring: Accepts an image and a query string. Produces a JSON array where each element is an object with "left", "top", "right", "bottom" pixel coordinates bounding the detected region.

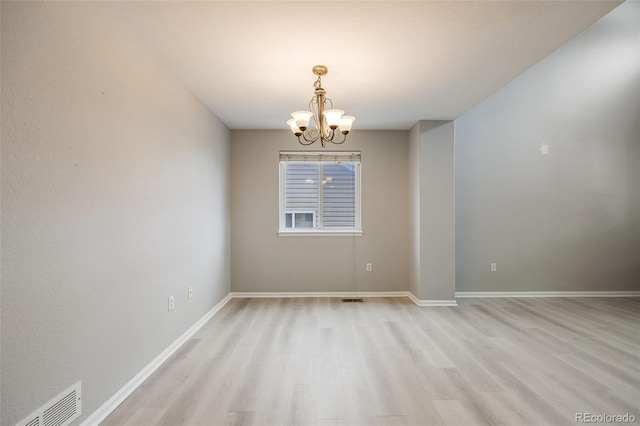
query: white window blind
[{"left": 279, "top": 151, "right": 361, "bottom": 235}]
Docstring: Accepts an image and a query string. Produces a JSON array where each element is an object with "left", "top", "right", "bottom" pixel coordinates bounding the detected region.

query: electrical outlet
[
  {"left": 366, "top": 263, "right": 373, "bottom": 272},
  {"left": 168, "top": 296, "right": 175, "bottom": 311},
  {"left": 188, "top": 286, "right": 193, "bottom": 300},
  {"left": 490, "top": 263, "right": 497, "bottom": 272}
]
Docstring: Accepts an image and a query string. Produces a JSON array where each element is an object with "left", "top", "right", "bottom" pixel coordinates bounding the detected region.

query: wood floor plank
[
  {"left": 317, "top": 419, "right": 347, "bottom": 426},
  {"left": 554, "top": 352, "right": 640, "bottom": 407},
  {"left": 219, "top": 411, "right": 255, "bottom": 426},
  {"left": 360, "top": 349, "right": 405, "bottom": 416},
  {"left": 340, "top": 367, "right": 383, "bottom": 426},
  {"left": 432, "top": 399, "right": 476, "bottom": 426},
  {"left": 122, "top": 407, "right": 169, "bottom": 426},
  {"left": 376, "top": 415, "right": 413, "bottom": 426},
  {"left": 474, "top": 391, "right": 537, "bottom": 426},
  {"left": 316, "top": 328, "right": 346, "bottom": 420},
  {"left": 284, "top": 384, "right": 317, "bottom": 426},
  {"left": 250, "top": 353, "right": 295, "bottom": 426},
  {"left": 102, "top": 297, "right": 640, "bottom": 426}
]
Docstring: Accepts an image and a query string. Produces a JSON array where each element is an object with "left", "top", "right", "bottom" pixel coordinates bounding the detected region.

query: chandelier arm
[
  {"left": 329, "top": 133, "right": 347, "bottom": 145},
  {"left": 299, "top": 128, "right": 320, "bottom": 145},
  {"left": 298, "top": 134, "right": 318, "bottom": 145},
  {"left": 327, "top": 129, "right": 347, "bottom": 145}
]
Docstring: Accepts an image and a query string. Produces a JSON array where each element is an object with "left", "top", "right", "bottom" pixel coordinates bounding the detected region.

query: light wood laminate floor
[{"left": 102, "top": 297, "right": 640, "bottom": 425}]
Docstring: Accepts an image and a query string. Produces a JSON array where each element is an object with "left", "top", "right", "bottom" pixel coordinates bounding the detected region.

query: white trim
[
  {"left": 277, "top": 230, "right": 363, "bottom": 237},
  {"left": 406, "top": 292, "right": 458, "bottom": 307},
  {"left": 81, "top": 293, "right": 233, "bottom": 426},
  {"left": 232, "top": 291, "right": 458, "bottom": 307},
  {"left": 456, "top": 291, "right": 640, "bottom": 298},
  {"left": 231, "top": 291, "right": 408, "bottom": 299}
]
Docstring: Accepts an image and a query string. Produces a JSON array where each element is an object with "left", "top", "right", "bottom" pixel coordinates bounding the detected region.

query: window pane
[
  {"left": 295, "top": 212, "right": 314, "bottom": 228},
  {"left": 284, "top": 162, "right": 319, "bottom": 228},
  {"left": 322, "top": 163, "right": 356, "bottom": 228},
  {"left": 285, "top": 213, "right": 293, "bottom": 228}
]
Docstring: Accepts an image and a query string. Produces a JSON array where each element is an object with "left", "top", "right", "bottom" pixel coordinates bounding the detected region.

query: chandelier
[{"left": 287, "top": 65, "right": 355, "bottom": 147}]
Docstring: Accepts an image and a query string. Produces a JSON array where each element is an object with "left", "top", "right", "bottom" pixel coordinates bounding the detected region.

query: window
[{"left": 279, "top": 151, "right": 361, "bottom": 235}]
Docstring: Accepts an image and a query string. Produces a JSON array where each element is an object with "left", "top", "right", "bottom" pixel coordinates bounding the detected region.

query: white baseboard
[
  {"left": 231, "top": 291, "right": 409, "bottom": 299},
  {"left": 456, "top": 291, "right": 640, "bottom": 298},
  {"left": 232, "top": 291, "right": 458, "bottom": 307},
  {"left": 80, "top": 293, "right": 233, "bottom": 426},
  {"left": 406, "top": 292, "right": 458, "bottom": 307}
]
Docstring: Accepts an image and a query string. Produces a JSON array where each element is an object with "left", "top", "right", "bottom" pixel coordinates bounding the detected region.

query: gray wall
[
  {"left": 231, "top": 130, "right": 409, "bottom": 293},
  {"left": 408, "top": 124, "right": 421, "bottom": 298},
  {"left": 408, "top": 121, "right": 456, "bottom": 301},
  {"left": 1, "top": 3, "right": 231, "bottom": 425},
  {"left": 455, "top": 0, "right": 640, "bottom": 292}
]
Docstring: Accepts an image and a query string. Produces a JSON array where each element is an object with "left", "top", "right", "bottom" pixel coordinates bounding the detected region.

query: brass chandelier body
[{"left": 287, "top": 65, "right": 355, "bottom": 148}]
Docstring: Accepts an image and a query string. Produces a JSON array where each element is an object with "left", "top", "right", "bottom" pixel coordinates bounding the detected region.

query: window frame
[{"left": 278, "top": 151, "right": 362, "bottom": 236}]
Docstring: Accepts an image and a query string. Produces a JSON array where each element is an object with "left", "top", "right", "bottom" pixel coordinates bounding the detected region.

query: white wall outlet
[
  {"left": 188, "top": 286, "right": 193, "bottom": 300},
  {"left": 490, "top": 263, "right": 497, "bottom": 272},
  {"left": 168, "top": 296, "right": 175, "bottom": 311},
  {"left": 366, "top": 263, "right": 373, "bottom": 272}
]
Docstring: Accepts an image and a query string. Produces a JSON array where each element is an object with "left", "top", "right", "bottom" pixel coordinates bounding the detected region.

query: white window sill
[{"left": 278, "top": 229, "right": 363, "bottom": 237}]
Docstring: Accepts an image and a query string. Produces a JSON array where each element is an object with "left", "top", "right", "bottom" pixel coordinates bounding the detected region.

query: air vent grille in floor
[{"left": 342, "top": 298, "right": 364, "bottom": 303}]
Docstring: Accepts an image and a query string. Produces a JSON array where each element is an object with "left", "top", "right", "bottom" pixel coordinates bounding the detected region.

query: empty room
[{"left": 1, "top": 1, "right": 638, "bottom": 425}]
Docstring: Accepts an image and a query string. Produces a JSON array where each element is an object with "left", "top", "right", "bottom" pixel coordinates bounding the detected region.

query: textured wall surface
[
  {"left": 231, "top": 130, "right": 409, "bottom": 293},
  {"left": 1, "top": 3, "right": 230, "bottom": 425},
  {"left": 455, "top": 1, "right": 640, "bottom": 292}
]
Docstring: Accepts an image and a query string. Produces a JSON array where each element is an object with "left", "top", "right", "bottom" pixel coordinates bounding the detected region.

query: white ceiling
[{"left": 107, "top": 1, "right": 622, "bottom": 130}]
